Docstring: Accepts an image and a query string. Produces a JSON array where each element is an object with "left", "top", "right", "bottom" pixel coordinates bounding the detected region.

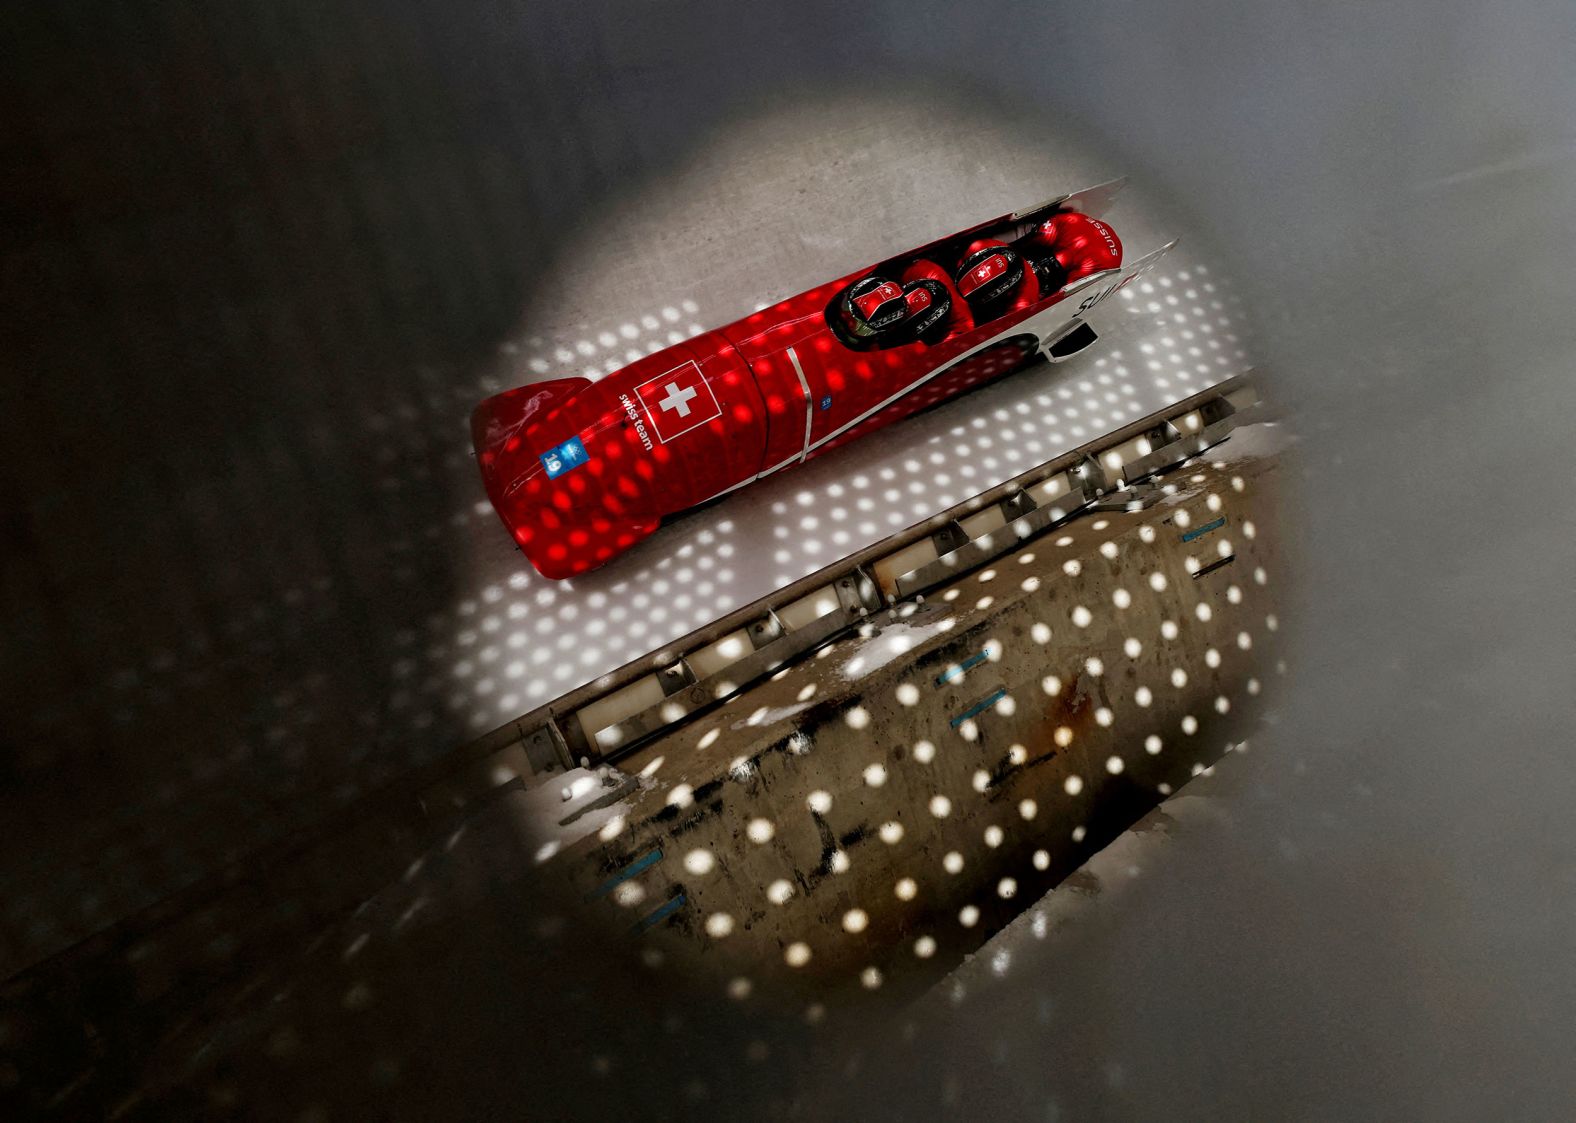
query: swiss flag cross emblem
[
  {"left": 633, "top": 360, "right": 722, "bottom": 444},
  {"left": 975, "top": 255, "right": 1006, "bottom": 283}
]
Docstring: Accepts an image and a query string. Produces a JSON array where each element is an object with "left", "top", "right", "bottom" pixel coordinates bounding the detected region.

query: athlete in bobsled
[
  {"left": 833, "top": 210, "right": 1124, "bottom": 348},
  {"left": 953, "top": 209, "right": 1125, "bottom": 310}
]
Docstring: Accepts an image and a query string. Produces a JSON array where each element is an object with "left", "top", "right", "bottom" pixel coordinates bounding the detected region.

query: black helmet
[
  {"left": 902, "top": 278, "right": 952, "bottom": 341},
  {"left": 955, "top": 243, "right": 1024, "bottom": 306},
  {"left": 1027, "top": 252, "right": 1069, "bottom": 293},
  {"left": 836, "top": 276, "right": 907, "bottom": 341}
]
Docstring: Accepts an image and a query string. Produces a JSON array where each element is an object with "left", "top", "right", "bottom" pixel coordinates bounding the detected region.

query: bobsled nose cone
[{"left": 470, "top": 375, "right": 665, "bottom": 580}]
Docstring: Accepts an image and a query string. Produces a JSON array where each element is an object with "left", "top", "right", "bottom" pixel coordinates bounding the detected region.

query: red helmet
[
  {"left": 901, "top": 278, "right": 952, "bottom": 341},
  {"left": 836, "top": 276, "right": 907, "bottom": 341},
  {"left": 954, "top": 242, "right": 1024, "bottom": 306},
  {"left": 1033, "top": 213, "right": 1124, "bottom": 281}
]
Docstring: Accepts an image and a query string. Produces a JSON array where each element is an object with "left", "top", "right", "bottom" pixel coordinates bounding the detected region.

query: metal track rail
[{"left": 464, "top": 372, "right": 1269, "bottom": 784}]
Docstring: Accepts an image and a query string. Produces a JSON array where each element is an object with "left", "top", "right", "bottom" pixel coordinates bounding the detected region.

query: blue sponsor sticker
[
  {"left": 1180, "top": 515, "right": 1227, "bottom": 543},
  {"left": 540, "top": 434, "right": 588, "bottom": 479},
  {"left": 819, "top": 395, "right": 833, "bottom": 411}
]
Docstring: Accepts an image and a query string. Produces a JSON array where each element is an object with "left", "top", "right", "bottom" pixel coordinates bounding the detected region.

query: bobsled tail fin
[
  {"left": 1105, "top": 237, "right": 1178, "bottom": 300},
  {"left": 1054, "top": 176, "right": 1129, "bottom": 218},
  {"left": 1128, "top": 238, "right": 1179, "bottom": 271},
  {"left": 1012, "top": 176, "right": 1128, "bottom": 222},
  {"left": 1039, "top": 237, "right": 1180, "bottom": 363},
  {"left": 1063, "top": 237, "right": 1179, "bottom": 318}
]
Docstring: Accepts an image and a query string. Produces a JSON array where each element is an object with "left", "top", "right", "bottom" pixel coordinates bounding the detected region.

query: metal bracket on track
[
  {"left": 1119, "top": 394, "right": 1259, "bottom": 485},
  {"left": 589, "top": 604, "right": 861, "bottom": 761}
]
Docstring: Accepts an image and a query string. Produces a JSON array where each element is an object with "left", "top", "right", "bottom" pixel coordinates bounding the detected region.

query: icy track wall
[{"left": 5, "top": 0, "right": 1576, "bottom": 1118}]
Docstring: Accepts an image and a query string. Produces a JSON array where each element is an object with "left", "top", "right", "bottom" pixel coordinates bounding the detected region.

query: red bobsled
[{"left": 472, "top": 178, "right": 1173, "bottom": 579}]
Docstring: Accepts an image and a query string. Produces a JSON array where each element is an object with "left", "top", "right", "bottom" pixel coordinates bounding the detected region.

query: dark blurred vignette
[{"left": 3, "top": 0, "right": 1575, "bottom": 1119}]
